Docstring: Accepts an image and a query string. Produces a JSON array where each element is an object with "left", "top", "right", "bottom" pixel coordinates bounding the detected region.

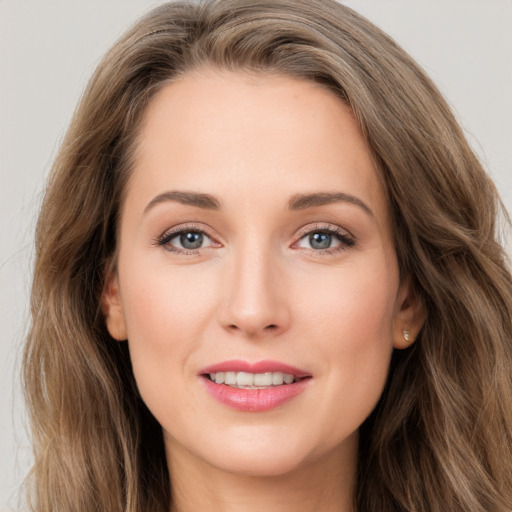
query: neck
[{"left": 166, "top": 435, "right": 357, "bottom": 512}]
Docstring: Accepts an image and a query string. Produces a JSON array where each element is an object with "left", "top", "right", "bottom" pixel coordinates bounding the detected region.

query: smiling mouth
[
  {"left": 201, "top": 364, "right": 312, "bottom": 411},
  {"left": 205, "top": 371, "right": 306, "bottom": 389}
]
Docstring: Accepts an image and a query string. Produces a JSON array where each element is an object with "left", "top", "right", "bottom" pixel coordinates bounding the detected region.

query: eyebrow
[
  {"left": 144, "top": 190, "right": 221, "bottom": 214},
  {"left": 288, "top": 192, "right": 373, "bottom": 217},
  {"left": 143, "top": 190, "right": 372, "bottom": 217}
]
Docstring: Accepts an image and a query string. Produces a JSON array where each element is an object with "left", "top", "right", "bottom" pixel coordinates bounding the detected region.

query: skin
[{"left": 103, "top": 69, "right": 424, "bottom": 512}]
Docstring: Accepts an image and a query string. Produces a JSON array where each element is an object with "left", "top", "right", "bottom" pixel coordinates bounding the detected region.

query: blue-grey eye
[
  {"left": 296, "top": 228, "right": 351, "bottom": 251},
  {"left": 159, "top": 229, "right": 214, "bottom": 251},
  {"left": 179, "top": 231, "right": 204, "bottom": 249},
  {"left": 157, "top": 227, "right": 219, "bottom": 253},
  {"left": 309, "top": 232, "right": 332, "bottom": 250}
]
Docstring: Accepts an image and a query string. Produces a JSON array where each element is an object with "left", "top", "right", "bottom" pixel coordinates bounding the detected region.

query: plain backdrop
[{"left": 0, "top": 1, "right": 510, "bottom": 509}]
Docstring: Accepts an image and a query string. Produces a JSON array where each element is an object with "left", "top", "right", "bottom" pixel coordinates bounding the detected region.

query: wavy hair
[{"left": 23, "top": 1, "right": 512, "bottom": 510}]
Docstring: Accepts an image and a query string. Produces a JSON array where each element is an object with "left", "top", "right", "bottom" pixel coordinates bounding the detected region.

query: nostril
[{"left": 226, "top": 323, "right": 278, "bottom": 333}]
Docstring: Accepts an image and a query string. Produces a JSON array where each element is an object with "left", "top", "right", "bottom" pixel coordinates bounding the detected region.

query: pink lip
[{"left": 199, "top": 360, "right": 312, "bottom": 412}]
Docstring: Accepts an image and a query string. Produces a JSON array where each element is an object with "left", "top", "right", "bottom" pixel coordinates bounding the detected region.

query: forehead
[{"left": 127, "top": 69, "right": 389, "bottom": 224}]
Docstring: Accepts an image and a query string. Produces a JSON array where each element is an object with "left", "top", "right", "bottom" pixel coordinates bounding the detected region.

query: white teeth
[
  {"left": 272, "top": 372, "right": 284, "bottom": 385},
  {"left": 283, "top": 374, "right": 294, "bottom": 384},
  {"left": 236, "top": 372, "right": 254, "bottom": 386},
  {"left": 253, "top": 372, "right": 272, "bottom": 386},
  {"left": 224, "top": 372, "right": 237, "bottom": 385},
  {"left": 208, "top": 371, "right": 298, "bottom": 388}
]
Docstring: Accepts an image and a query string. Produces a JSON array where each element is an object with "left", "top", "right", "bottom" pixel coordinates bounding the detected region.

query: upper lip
[{"left": 200, "top": 360, "right": 311, "bottom": 378}]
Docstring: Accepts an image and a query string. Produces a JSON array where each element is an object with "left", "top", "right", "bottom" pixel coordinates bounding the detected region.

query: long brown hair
[{"left": 23, "top": 1, "right": 512, "bottom": 510}]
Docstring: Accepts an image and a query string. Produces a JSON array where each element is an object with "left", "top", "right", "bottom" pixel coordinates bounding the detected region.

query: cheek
[
  {"left": 119, "top": 263, "right": 218, "bottom": 397},
  {"left": 300, "top": 259, "right": 397, "bottom": 344},
  {"left": 298, "top": 263, "right": 397, "bottom": 432}
]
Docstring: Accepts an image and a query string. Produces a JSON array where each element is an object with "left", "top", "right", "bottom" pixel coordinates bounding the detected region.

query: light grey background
[{"left": 1, "top": 1, "right": 510, "bottom": 509}]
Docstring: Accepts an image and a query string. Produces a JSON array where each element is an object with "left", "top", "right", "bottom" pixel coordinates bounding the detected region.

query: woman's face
[{"left": 104, "top": 69, "right": 421, "bottom": 478}]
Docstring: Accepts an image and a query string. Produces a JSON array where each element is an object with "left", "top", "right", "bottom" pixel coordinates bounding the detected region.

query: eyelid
[
  {"left": 154, "top": 223, "right": 222, "bottom": 253},
  {"left": 294, "top": 222, "right": 351, "bottom": 239},
  {"left": 153, "top": 222, "right": 355, "bottom": 255},
  {"left": 292, "top": 223, "right": 355, "bottom": 253}
]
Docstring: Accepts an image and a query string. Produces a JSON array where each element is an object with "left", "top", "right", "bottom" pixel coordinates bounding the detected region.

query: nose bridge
[{"left": 221, "top": 232, "right": 289, "bottom": 337}]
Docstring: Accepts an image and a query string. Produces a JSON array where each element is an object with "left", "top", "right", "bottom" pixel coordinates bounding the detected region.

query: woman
[{"left": 23, "top": 0, "right": 512, "bottom": 511}]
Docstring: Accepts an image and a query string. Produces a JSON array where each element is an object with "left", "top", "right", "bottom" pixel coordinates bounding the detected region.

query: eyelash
[
  {"left": 293, "top": 224, "right": 355, "bottom": 255},
  {"left": 154, "top": 224, "right": 218, "bottom": 255},
  {"left": 154, "top": 223, "right": 355, "bottom": 255}
]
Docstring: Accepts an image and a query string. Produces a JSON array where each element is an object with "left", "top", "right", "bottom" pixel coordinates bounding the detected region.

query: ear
[
  {"left": 392, "top": 277, "right": 425, "bottom": 349},
  {"left": 101, "top": 268, "right": 128, "bottom": 341}
]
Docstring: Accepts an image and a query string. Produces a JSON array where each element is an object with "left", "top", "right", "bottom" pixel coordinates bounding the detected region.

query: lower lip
[{"left": 202, "top": 377, "right": 309, "bottom": 412}]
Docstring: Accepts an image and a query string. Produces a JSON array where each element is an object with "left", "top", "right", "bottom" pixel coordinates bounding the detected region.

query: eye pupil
[
  {"left": 180, "top": 231, "right": 203, "bottom": 249},
  {"left": 309, "top": 232, "right": 331, "bottom": 250}
]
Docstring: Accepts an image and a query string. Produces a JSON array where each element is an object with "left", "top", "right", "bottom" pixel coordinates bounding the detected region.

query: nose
[{"left": 219, "top": 242, "right": 291, "bottom": 339}]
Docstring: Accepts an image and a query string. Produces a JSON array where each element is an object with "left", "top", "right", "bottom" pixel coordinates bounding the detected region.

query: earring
[{"left": 403, "top": 330, "right": 411, "bottom": 342}]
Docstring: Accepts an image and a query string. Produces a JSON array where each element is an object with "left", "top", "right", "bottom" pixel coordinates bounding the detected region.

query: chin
[
  {"left": 191, "top": 426, "right": 332, "bottom": 478},
  {"left": 209, "top": 448, "right": 308, "bottom": 478}
]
